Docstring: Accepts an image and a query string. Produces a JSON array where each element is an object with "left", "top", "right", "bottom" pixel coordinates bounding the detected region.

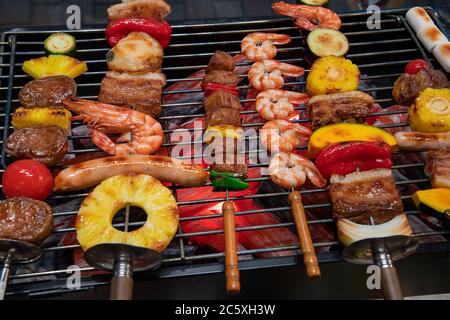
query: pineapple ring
[{"left": 76, "top": 174, "right": 179, "bottom": 252}]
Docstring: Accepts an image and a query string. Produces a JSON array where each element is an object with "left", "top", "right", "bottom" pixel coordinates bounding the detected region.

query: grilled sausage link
[{"left": 54, "top": 155, "right": 209, "bottom": 192}]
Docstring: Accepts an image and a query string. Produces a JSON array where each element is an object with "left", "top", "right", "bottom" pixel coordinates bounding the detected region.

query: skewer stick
[
  {"left": 223, "top": 189, "right": 240, "bottom": 294},
  {"left": 288, "top": 189, "right": 321, "bottom": 279}
]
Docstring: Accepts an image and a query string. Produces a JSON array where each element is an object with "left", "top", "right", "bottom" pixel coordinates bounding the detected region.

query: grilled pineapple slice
[
  {"left": 409, "top": 88, "right": 450, "bottom": 133},
  {"left": 306, "top": 56, "right": 360, "bottom": 96},
  {"left": 12, "top": 107, "right": 72, "bottom": 133},
  {"left": 76, "top": 174, "right": 179, "bottom": 252},
  {"left": 22, "top": 55, "right": 87, "bottom": 79}
]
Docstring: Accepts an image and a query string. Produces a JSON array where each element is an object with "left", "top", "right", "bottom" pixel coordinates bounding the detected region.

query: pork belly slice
[
  {"left": 307, "top": 91, "right": 374, "bottom": 130},
  {"left": 98, "top": 71, "right": 166, "bottom": 118},
  {"left": 425, "top": 151, "right": 450, "bottom": 188},
  {"left": 329, "top": 169, "right": 403, "bottom": 224}
]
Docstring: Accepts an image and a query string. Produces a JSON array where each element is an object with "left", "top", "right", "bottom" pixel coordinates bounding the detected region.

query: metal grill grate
[{"left": 0, "top": 7, "right": 449, "bottom": 298}]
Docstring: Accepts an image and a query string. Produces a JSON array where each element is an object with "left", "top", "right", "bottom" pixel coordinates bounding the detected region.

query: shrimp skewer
[
  {"left": 269, "top": 152, "right": 326, "bottom": 189},
  {"left": 63, "top": 98, "right": 163, "bottom": 156},
  {"left": 241, "top": 32, "right": 291, "bottom": 62},
  {"left": 260, "top": 119, "right": 311, "bottom": 153},
  {"left": 256, "top": 89, "right": 309, "bottom": 120},
  {"left": 248, "top": 60, "right": 304, "bottom": 90},
  {"left": 272, "top": 2, "right": 341, "bottom": 31}
]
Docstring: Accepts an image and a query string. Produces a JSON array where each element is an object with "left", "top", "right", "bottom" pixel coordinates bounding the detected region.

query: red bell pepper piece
[
  {"left": 315, "top": 141, "right": 393, "bottom": 179},
  {"left": 105, "top": 18, "right": 172, "bottom": 48},
  {"left": 201, "top": 82, "right": 239, "bottom": 97}
]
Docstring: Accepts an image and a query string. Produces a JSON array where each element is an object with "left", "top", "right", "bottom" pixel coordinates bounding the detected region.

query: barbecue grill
[{"left": 0, "top": 7, "right": 449, "bottom": 299}]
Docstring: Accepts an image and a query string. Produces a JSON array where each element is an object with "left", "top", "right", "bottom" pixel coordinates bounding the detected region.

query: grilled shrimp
[
  {"left": 241, "top": 32, "right": 291, "bottom": 62},
  {"left": 63, "top": 98, "right": 163, "bottom": 156},
  {"left": 269, "top": 152, "right": 326, "bottom": 189},
  {"left": 272, "top": 2, "right": 341, "bottom": 31},
  {"left": 260, "top": 119, "right": 311, "bottom": 153},
  {"left": 256, "top": 89, "right": 309, "bottom": 120},
  {"left": 248, "top": 60, "right": 304, "bottom": 90}
]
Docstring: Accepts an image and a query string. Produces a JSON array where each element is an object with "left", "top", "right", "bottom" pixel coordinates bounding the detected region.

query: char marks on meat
[
  {"left": 329, "top": 169, "right": 403, "bottom": 224},
  {"left": 425, "top": 151, "right": 450, "bottom": 188},
  {"left": 206, "top": 51, "right": 236, "bottom": 73},
  {"left": 19, "top": 76, "right": 76, "bottom": 109},
  {"left": 204, "top": 90, "right": 242, "bottom": 126},
  {"left": 308, "top": 91, "right": 374, "bottom": 130},
  {"left": 5, "top": 126, "right": 68, "bottom": 166},
  {"left": 203, "top": 70, "right": 239, "bottom": 86},
  {"left": 0, "top": 197, "right": 53, "bottom": 244},
  {"left": 392, "top": 68, "right": 449, "bottom": 106},
  {"left": 98, "top": 71, "right": 165, "bottom": 118}
]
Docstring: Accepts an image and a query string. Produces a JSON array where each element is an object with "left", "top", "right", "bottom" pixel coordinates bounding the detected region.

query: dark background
[{"left": 0, "top": 0, "right": 448, "bottom": 27}]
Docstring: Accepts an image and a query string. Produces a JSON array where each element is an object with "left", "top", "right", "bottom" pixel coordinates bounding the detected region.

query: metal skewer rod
[
  {"left": 223, "top": 189, "right": 240, "bottom": 294},
  {"left": 288, "top": 188, "right": 321, "bottom": 279},
  {"left": 369, "top": 216, "right": 403, "bottom": 300},
  {"left": 0, "top": 248, "right": 15, "bottom": 300}
]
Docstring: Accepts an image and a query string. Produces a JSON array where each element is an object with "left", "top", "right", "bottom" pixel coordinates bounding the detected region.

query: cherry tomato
[
  {"left": 2, "top": 160, "right": 53, "bottom": 200},
  {"left": 405, "top": 59, "right": 428, "bottom": 75}
]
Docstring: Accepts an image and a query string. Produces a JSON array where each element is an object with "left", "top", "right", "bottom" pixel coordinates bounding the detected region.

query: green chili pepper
[{"left": 210, "top": 170, "right": 249, "bottom": 191}]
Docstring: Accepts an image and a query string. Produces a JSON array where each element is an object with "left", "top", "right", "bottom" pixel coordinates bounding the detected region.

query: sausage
[
  {"left": 54, "top": 155, "right": 209, "bottom": 192},
  {"left": 395, "top": 131, "right": 450, "bottom": 151},
  {"left": 0, "top": 197, "right": 53, "bottom": 244}
]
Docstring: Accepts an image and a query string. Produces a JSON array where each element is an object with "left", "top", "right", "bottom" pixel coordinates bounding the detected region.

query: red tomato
[
  {"left": 2, "top": 160, "right": 53, "bottom": 200},
  {"left": 405, "top": 59, "right": 428, "bottom": 75}
]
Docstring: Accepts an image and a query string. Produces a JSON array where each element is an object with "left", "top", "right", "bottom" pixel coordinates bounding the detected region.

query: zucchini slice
[
  {"left": 413, "top": 188, "right": 450, "bottom": 220},
  {"left": 44, "top": 33, "right": 77, "bottom": 56},
  {"left": 306, "top": 28, "right": 349, "bottom": 59},
  {"left": 298, "top": 0, "right": 329, "bottom": 7}
]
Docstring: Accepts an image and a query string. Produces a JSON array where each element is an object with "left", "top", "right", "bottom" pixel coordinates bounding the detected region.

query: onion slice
[{"left": 337, "top": 214, "right": 412, "bottom": 247}]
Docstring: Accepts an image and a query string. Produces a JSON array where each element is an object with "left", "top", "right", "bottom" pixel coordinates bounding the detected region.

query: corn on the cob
[
  {"left": 306, "top": 56, "right": 360, "bottom": 96},
  {"left": 22, "top": 55, "right": 87, "bottom": 79},
  {"left": 12, "top": 107, "right": 72, "bottom": 133},
  {"left": 409, "top": 88, "right": 450, "bottom": 133}
]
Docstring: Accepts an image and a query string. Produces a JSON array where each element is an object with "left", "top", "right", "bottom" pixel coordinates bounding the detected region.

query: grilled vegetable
[
  {"left": 409, "top": 88, "right": 450, "bottom": 133},
  {"left": 12, "top": 107, "right": 72, "bottom": 133},
  {"left": 306, "top": 56, "right": 360, "bottom": 96},
  {"left": 307, "top": 123, "right": 397, "bottom": 155},
  {"left": 338, "top": 214, "right": 412, "bottom": 247},
  {"left": 298, "top": 0, "right": 329, "bottom": 6},
  {"left": 306, "top": 28, "right": 348, "bottom": 61},
  {"left": 413, "top": 188, "right": 450, "bottom": 220},
  {"left": 405, "top": 59, "right": 428, "bottom": 75},
  {"left": 106, "top": 18, "right": 172, "bottom": 47},
  {"left": 417, "top": 25, "right": 447, "bottom": 53},
  {"left": 316, "top": 141, "right": 393, "bottom": 179},
  {"left": 406, "top": 7, "right": 435, "bottom": 34},
  {"left": 2, "top": 160, "right": 53, "bottom": 200},
  {"left": 204, "top": 125, "right": 244, "bottom": 144},
  {"left": 210, "top": 170, "right": 249, "bottom": 191},
  {"left": 433, "top": 42, "right": 450, "bottom": 73},
  {"left": 22, "top": 55, "right": 87, "bottom": 79},
  {"left": 202, "top": 83, "right": 239, "bottom": 97},
  {"left": 44, "top": 33, "right": 77, "bottom": 56}
]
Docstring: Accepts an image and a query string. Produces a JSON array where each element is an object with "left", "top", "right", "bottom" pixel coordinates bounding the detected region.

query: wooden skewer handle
[
  {"left": 289, "top": 191, "right": 321, "bottom": 279},
  {"left": 223, "top": 201, "right": 240, "bottom": 295}
]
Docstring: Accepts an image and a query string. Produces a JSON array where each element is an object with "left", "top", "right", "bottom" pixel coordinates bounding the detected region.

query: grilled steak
[
  {"left": 5, "top": 126, "right": 68, "bottom": 166},
  {"left": 206, "top": 51, "right": 235, "bottom": 73},
  {"left": 425, "top": 151, "right": 450, "bottom": 188},
  {"left": 209, "top": 138, "right": 247, "bottom": 178},
  {"left": 329, "top": 169, "right": 403, "bottom": 224},
  {"left": 307, "top": 91, "right": 374, "bottom": 130},
  {"left": 19, "top": 76, "right": 77, "bottom": 109},
  {"left": 204, "top": 90, "right": 242, "bottom": 126},
  {"left": 0, "top": 197, "right": 53, "bottom": 244},
  {"left": 392, "top": 68, "right": 449, "bottom": 106},
  {"left": 203, "top": 70, "right": 239, "bottom": 86},
  {"left": 98, "top": 71, "right": 165, "bottom": 118}
]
